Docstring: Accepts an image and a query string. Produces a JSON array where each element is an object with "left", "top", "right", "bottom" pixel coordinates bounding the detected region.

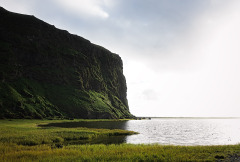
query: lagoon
[{"left": 44, "top": 118, "right": 240, "bottom": 145}]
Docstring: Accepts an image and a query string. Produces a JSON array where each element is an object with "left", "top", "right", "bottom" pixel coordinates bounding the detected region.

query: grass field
[{"left": 0, "top": 119, "right": 240, "bottom": 161}]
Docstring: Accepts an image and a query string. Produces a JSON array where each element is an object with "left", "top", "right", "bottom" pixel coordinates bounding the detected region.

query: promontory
[{"left": 0, "top": 7, "right": 134, "bottom": 119}]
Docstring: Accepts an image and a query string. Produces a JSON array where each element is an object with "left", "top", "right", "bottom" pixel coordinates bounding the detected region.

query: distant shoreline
[{"left": 137, "top": 117, "right": 240, "bottom": 119}]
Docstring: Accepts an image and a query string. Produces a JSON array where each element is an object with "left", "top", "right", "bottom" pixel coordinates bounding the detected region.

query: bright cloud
[
  {"left": 0, "top": 0, "right": 35, "bottom": 14},
  {"left": 53, "top": 0, "right": 109, "bottom": 19},
  {"left": 1, "top": 0, "right": 240, "bottom": 117},
  {"left": 127, "top": 0, "right": 240, "bottom": 117}
]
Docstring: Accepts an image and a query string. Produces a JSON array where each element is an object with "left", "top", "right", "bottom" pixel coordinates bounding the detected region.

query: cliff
[{"left": 0, "top": 7, "right": 133, "bottom": 119}]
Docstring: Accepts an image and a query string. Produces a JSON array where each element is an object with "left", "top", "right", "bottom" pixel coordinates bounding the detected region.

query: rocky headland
[{"left": 0, "top": 7, "right": 133, "bottom": 119}]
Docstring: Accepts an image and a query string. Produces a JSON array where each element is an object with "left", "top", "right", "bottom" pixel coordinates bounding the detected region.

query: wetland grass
[{"left": 0, "top": 119, "right": 240, "bottom": 161}]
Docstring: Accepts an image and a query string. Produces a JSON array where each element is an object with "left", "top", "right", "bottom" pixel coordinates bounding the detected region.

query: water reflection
[
  {"left": 41, "top": 121, "right": 129, "bottom": 145},
  {"left": 42, "top": 121, "right": 128, "bottom": 130},
  {"left": 67, "top": 136, "right": 127, "bottom": 145},
  {"left": 41, "top": 118, "right": 240, "bottom": 145},
  {"left": 124, "top": 118, "right": 240, "bottom": 145}
]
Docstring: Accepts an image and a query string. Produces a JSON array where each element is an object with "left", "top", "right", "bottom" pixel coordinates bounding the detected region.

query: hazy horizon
[
  {"left": 136, "top": 116, "right": 240, "bottom": 118},
  {"left": 1, "top": 0, "right": 240, "bottom": 117}
]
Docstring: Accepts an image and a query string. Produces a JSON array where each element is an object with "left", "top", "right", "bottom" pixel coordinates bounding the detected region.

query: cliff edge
[{"left": 0, "top": 7, "right": 133, "bottom": 119}]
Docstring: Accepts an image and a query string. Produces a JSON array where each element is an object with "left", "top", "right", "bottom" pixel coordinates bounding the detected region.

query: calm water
[
  {"left": 125, "top": 118, "right": 240, "bottom": 145},
  {"left": 44, "top": 118, "right": 240, "bottom": 145}
]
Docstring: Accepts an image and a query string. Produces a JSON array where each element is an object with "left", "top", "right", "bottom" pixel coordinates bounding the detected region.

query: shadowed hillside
[{"left": 0, "top": 7, "right": 133, "bottom": 119}]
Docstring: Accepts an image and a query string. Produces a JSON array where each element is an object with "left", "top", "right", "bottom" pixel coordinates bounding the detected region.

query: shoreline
[
  {"left": 138, "top": 116, "right": 240, "bottom": 119},
  {"left": 0, "top": 119, "right": 240, "bottom": 161}
]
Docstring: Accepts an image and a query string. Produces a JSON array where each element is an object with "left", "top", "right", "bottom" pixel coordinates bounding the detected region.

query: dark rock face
[{"left": 0, "top": 7, "right": 133, "bottom": 119}]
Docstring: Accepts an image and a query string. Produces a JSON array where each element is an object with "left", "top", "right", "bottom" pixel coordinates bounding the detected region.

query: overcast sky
[{"left": 1, "top": 0, "right": 240, "bottom": 117}]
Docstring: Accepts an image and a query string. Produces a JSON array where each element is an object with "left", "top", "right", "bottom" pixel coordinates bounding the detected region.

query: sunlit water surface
[
  {"left": 44, "top": 118, "right": 240, "bottom": 145},
  {"left": 124, "top": 118, "right": 240, "bottom": 145}
]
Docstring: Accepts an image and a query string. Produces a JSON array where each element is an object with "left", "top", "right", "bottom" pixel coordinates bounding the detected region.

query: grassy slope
[
  {"left": 0, "top": 119, "right": 240, "bottom": 161},
  {"left": 0, "top": 78, "right": 132, "bottom": 119}
]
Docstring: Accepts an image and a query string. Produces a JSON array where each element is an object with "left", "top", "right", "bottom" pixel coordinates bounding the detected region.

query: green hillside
[{"left": 0, "top": 7, "right": 133, "bottom": 119}]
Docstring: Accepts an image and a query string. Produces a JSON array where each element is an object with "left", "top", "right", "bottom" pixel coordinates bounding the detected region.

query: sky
[{"left": 1, "top": 0, "right": 240, "bottom": 117}]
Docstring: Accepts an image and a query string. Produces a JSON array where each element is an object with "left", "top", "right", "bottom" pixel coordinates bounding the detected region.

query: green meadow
[{"left": 0, "top": 119, "right": 240, "bottom": 161}]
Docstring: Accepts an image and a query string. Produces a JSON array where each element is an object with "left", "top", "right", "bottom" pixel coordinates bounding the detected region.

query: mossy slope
[{"left": 0, "top": 7, "right": 133, "bottom": 119}]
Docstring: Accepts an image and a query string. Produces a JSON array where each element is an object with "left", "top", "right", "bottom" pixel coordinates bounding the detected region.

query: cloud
[
  {"left": 53, "top": 0, "right": 109, "bottom": 19},
  {"left": 0, "top": 0, "right": 36, "bottom": 14},
  {"left": 124, "top": 0, "right": 240, "bottom": 117},
  {"left": 142, "top": 89, "right": 159, "bottom": 100},
  {"left": 1, "top": 0, "right": 240, "bottom": 117}
]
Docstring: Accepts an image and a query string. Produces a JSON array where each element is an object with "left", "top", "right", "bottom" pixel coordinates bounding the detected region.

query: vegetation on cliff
[{"left": 0, "top": 7, "right": 133, "bottom": 119}]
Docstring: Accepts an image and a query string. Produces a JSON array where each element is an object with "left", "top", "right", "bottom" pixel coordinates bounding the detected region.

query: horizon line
[{"left": 136, "top": 116, "right": 240, "bottom": 119}]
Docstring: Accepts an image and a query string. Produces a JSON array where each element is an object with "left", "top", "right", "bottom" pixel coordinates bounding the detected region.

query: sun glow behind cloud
[{"left": 125, "top": 0, "right": 240, "bottom": 117}]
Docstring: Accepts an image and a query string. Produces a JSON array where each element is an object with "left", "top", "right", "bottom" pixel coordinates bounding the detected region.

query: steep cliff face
[{"left": 0, "top": 7, "right": 133, "bottom": 119}]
